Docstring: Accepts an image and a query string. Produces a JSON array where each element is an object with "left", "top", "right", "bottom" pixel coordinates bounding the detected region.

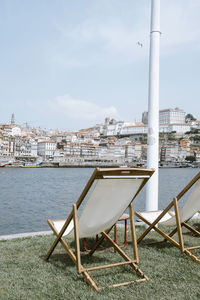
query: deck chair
[
  {"left": 45, "top": 167, "right": 154, "bottom": 291},
  {"left": 135, "top": 172, "right": 200, "bottom": 264}
]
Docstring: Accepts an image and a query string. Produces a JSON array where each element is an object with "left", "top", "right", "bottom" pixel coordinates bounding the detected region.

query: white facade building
[
  {"left": 161, "top": 144, "right": 191, "bottom": 162},
  {"left": 37, "top": 140, "right": 56, "bottom": 158},
  {"left": 143, "top": 107, "right": 186, "bottom": 125},
  {"left": 160, "top": 123, "right": 191, "bottom": 133},
  {"left": 103, "top": 122, "right": 124, "bottom": 136},
  {"left": 11, "top": 126, "right": 22, "bottom": 136},
  {"left": 121, "top": 124, "right": 148, "bottom": 135},
  {"left": 159, "top": 108, "right": 186, "bottom": 124},
  {"left": 30, "top": 141, "right": 38, "bottom": 156}
]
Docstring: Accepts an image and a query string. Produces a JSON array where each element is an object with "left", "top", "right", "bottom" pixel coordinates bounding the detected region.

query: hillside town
[{"left": 0, "top": 107, "right": 200, "bottom": 168}]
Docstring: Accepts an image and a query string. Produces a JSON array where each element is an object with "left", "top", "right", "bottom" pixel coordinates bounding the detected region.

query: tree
[
  {"left": 185, "top": 113, "right": 196, "bottom": 123},
  {"left": 185, "top": 155, "right": 196, "bottom": 162}
]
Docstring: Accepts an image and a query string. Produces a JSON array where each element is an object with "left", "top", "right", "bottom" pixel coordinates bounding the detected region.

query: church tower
[{"left": 11, "top": 113, "right": 15, "bottom": 125}]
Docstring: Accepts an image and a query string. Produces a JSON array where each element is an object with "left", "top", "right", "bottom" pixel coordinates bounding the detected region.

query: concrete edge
[
  {"left": 1, "top": 212, "right": 200, "bottom": 241},
  {"left": 0, "top": 231, "right": 52, "bottom": 241}
]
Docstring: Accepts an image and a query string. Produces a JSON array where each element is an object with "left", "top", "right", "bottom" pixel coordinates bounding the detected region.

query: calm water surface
[{"left": 0, "top": 167, "right": 199, "bottom": 235}]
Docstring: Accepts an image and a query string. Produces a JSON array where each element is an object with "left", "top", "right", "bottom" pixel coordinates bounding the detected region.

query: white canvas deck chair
[
  {"left": 45, "top": 167, "right": 154, "bottom": 291},
  {"left": 135, "top": 172, "right": 200, "bottom": 263}
]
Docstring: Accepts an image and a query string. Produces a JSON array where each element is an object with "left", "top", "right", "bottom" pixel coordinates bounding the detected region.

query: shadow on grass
[
  {"left": 138, "top": 239, "right": 174, "bottom": 249},
  {"left": 43, "top": 251, "right": 112, "bottom": 265},
  {"left": 40, "top": 245, "right": 141, "bottom": 290},
  {"left": 40, "top": 237, "right": 118, "bottom": 270}
]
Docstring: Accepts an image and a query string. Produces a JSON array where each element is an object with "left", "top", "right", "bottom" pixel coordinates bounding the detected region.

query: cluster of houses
[{"left": 0, "top": 108, "right": 199, "bottom": 167}]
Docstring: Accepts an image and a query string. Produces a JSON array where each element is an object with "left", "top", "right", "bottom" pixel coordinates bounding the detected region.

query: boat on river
[{"left": 0, "top": 156, "right": 14, "bottom": 167}]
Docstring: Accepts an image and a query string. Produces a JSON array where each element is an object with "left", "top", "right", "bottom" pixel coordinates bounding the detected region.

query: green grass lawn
[{"left": 1, "top": 225, "right": 200, "bottom": 300}]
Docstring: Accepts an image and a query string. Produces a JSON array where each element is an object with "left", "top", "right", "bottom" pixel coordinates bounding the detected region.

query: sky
[{"left": 0, "top": 0, "right": 200, "bottom": 131}]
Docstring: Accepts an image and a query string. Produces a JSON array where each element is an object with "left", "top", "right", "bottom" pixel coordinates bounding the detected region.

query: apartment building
[
  {"left": 124, "top": 144, "right": 142, "bottom": 162},
  {"left": 160, "top": 144, "right": 190, "bottom": 162},
  {"left": 0, "top": 136, "right": 9, "bottom": 156},
  {"left": 37, "top": 140, "right": 56, "bottom": 158}
]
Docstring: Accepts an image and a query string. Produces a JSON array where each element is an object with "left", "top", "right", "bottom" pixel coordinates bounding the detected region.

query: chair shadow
[
  {"left": 182, "top": 222, "right": 200, "bottom": 237},
  {"left": 41, "top": 237, "right": 115, "bottom": 268},
  {"left": 137, "top": 239, "right": 174, "bottom": 249}
]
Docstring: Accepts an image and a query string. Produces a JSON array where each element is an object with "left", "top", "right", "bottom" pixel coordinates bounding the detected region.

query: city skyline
[
  {"left": 1, "top": 105, "right": 198, "bottom": 132},
  {"left": 1, "top": 1, "right": 200, "bottom": 130}
]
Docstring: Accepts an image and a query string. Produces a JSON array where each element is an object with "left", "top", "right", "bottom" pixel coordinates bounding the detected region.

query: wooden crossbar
[
  {"left": 85, "top": 260, "right": 134, "bottom": 272},
  {"left": 101, "top": 231, "right": 147, "bottom": 280},
  {"left": 182, "top": 222, "right": 200, "bottom": 237},
  {"left": 109, "top": 278, "right": 147, "bottom": 289},
  {"left": 186, "top": 245, "right": 200, "bottom": 250}
]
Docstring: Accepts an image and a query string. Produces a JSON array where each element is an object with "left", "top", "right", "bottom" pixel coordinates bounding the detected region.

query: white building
[
  {"left": 97, "top": 145, "right": 124, "bottom": 162},
  {"left": 121, "top": 124, "right": 148, "bottom": 135},
  {"left": 142, "top": 107, "right": 186, "bottom": 125},
  {"left": 159, "top": 108, "right": 186, "bottom": 124},
  {"left": 52, "top": 150, "right": 65, "bottom": 162},
  {"left": 30, "top": 140, "right": 38, "bottom": 156},
  {"left": 124, "top": 143, "right": 142, "bottom": 162},
  {"left": 160, "top": 123, "right": 191, "bottom": 134},
  {"left": 103, "top": 122, "right": 124, "bottom": 136},
  {"left": 11, "top": 126, "right": 21, "bottom": 136},
  {"left": 161, "top": 144, "right": 190, "bottom": 162},
  {"left": 37, "top": 140, "right": 56, "bottom": 159},
  {"left": 104, "top": 118, "right": 190, "bottom": 137}
]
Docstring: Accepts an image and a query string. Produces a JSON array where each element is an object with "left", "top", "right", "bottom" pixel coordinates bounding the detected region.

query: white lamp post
[{"left": 146, "top": 0, "right": 161, "bottom": 211}]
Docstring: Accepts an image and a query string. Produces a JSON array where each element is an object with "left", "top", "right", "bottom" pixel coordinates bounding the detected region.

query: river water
[{"left": 0, "top": 167, "right": 199, "bottom": 235}]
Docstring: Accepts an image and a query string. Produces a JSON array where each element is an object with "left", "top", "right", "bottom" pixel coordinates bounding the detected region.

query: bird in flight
[{"left": 137, "top": 42, "right": 143, "bottom": 47}]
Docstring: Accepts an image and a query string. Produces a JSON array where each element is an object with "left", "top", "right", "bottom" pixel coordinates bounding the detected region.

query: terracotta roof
[
  {"left": 123, "top": 124, "right": 147, "bottom": 128},
  {"left": 38, "top": 139, "right": 56, "bottom": 143}
]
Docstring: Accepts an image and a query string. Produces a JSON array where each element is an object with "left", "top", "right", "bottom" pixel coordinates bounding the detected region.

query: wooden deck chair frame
[
  {"left": 135, "top": 172, "right": 200, "bottom": 264},
  {"left": 45, "top": 167, "right": 154, "bottom": 291}
]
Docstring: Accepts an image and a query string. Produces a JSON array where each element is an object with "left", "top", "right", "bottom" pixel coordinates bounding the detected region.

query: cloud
[
  {"left": 53, "top": 3, "right": 150, "bottom": 67},
  {"left": 48, "top": 94, "right": 119, "bottom": 123},
  {"left": 45, "top": 0, "right": 200, "bottom": 71},
  {"left": 52, "top": 1, "right": 200, "bottom": 68}
]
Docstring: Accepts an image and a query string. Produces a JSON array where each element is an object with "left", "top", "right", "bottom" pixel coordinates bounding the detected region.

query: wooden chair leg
[
  {"left": 173, "top": 197, "right": 184, "bottom": 252},
  {"left": 73, "top": 204, "right": 82, "bottom": 274},
  {"left": 45, "top": 214, "right": 73, "bottom": 261},
  {"left": 129, "top": 203, "right": 139, "bottom": 263}
]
